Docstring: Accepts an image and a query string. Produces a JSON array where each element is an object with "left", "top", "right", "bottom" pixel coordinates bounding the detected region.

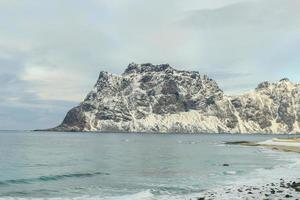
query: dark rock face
[
  {"left": 161, "top": 79, "right": 179, "bottom": 95},
  {"left": 54, "top": 106, "right": 88, "bottom": 131},
  {"left": 231, "top": 98, "right": 242, "bottom": 108},
  {"left": 49, "top": 63, "right": 300, "bottom": 134},
  {"left": 277, "top": 99, "right": 295, "bottom": 131},
  {"left": 256, "top": 81, "right": 270, "bottom": 90}
]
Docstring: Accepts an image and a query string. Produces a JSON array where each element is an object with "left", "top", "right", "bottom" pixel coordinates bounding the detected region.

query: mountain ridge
[{"left": 46, "top": 63, "right": 300, "bottom": 134}]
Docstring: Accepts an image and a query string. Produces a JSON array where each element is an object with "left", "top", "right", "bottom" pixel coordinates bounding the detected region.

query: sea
[{"left": 0, "top": 130, "right": 300, "bottom": 200}]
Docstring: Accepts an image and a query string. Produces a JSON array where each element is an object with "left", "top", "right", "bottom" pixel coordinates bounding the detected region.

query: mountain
[{"left": 48, "top": 63, "right": 300, "bottom": 134}]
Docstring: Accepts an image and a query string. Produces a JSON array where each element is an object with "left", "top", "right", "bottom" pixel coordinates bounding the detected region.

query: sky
[{"left": 0, "top": 0, "right": 300, "bottom": 130}]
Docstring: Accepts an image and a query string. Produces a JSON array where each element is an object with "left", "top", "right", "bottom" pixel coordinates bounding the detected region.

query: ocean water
[{"left": 0, "top": 131, "right": 300, "bottom": 200}]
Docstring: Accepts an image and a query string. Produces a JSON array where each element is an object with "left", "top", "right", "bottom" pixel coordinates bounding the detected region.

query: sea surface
[{"left": 0, "top": 131, "right": 300, "bottom": 199}]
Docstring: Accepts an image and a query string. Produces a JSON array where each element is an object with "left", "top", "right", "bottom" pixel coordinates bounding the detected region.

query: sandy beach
[{"left": 227, "top": 137, "right": 300, "bottom": 153}]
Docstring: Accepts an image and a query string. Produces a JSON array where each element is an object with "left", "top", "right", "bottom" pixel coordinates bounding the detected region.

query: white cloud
[{"left": 21, "top": 65, "right": 93, "bottom": 101}]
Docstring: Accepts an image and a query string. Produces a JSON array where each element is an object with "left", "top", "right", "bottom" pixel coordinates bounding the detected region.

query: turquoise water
[{"left": 0, "top": 131, "right": 300, "bottom": 199}]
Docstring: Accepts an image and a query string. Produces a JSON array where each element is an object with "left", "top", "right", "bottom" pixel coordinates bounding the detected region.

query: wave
[
  {"left": 0, "top": 172, "right": 109, "bottom": 186},
  {"left": 1, "top": 189, "right": 60, "bottom": 198},
  {"left": 0, "top": 190, "right": 200, "bottom": 200}
]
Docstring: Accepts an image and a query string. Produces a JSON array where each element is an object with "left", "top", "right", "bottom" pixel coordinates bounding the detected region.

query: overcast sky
[{"left": 0, "top": 0, "right": 300, "bottom": 130}]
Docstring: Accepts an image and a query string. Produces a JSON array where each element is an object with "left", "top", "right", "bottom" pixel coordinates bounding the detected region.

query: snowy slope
[{"left": 49, "top": 63, "right": 300, "bottom": 134}]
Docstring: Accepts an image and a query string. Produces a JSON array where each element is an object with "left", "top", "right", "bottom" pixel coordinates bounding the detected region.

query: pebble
[{"left": 196, "top": 179, "right": 300, "bottom": 200}]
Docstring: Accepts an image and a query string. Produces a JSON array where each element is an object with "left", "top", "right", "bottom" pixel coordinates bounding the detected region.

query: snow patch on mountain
[{"left": 48, "top": 63, "right": 300, "bottom": 134}]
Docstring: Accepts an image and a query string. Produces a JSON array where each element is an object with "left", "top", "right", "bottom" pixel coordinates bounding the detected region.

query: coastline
[
  {"left": 195, "top": 179, "right": 300, "bottom": 200},
  {"left": 226, "top": 138, "right": 300, "bottom": 154},
  {"left": 196, "top": 138, "right": 300, "bottom": 199},
  {"left": 33, "top": 128, "right": 300, "bottom": 136}
]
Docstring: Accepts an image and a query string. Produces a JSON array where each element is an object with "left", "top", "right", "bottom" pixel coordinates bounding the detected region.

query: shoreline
[
  {"left": 195, "top": 179, "right": 300, "bottom": 200},
  {"left": 35, "top": 129, "right": 300, "bottom": 135},
  {"left": 198, "top": 138, "right": 300, "bottom": 199},
  {"left": 226, "top": 138, "right": 300, "bottom": 154}
]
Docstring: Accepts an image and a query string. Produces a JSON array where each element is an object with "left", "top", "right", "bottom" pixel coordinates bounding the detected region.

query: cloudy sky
[{"left": 0, "top": 0, "right": 299, "bottom": 130}]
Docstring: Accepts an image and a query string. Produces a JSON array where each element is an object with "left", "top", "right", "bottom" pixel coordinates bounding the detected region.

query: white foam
[
  {"left": 0, "top": 190, "right": 154, "bottom": 200},
  {"left": 0, "top": 190, "right": 194, "bottom": 200},
  {"left": 223, "top": 171, "right": 237, "bottom": 175}
]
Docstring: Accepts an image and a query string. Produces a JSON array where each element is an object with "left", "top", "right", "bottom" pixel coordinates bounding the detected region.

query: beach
[
  {"left": 207, "top": 137, "right": 300, "bottom": 199},
  {"left": 227, "top": 137, "right": 300, "bottom": 153},
  {"left": 195, "top": 179, "right": 300, "bottom": 200}
]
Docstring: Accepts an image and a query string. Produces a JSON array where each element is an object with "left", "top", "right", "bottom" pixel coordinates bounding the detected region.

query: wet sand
[{"left": 226, "top": 138, "right": 300, "bottom": 153}]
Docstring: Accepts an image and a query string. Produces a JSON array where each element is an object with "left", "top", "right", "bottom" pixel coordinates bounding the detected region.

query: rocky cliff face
[{"left": 50, "top": 63, "right": 300, "bottom": 134}]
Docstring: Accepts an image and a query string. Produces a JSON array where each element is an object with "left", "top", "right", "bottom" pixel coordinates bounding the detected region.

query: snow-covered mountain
[{"left": 49, "top": 63, "right": 300, "bottom": 134}]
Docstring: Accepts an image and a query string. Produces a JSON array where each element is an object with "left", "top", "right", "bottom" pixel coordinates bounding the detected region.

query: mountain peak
[
  {"left": 123, "top": 63, "right": 173, "bottom": 74},
  {"left": 279, "top": 78, "right": 290, "bottom": 82},
  {"left": 256, "top": 78, "right": 295, "bottom": 91},
  {"left": 256, "top": 81, "right": 270, "bottom": 90}
]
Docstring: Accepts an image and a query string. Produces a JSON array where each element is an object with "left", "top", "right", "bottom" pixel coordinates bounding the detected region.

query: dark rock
[
  {"left": 140, "top": 75, "right": 152, "bottom": 83},
  {"left": 120, "top": 79, "right": 131, "bottom": 90},
  {"left": 57, "top": 106, "right": 87, "bottom": 131},
  {"left": 81, "top": 103, "right": 96, "bottom": 112},
  {"left": 270, "top": 189, "right": 275, "bottom": 194},
  {"left": 256, "top": 81, "right": 270, "bottom": 90},
  {"left": 277, "top": 100, "right": 295, "bottom": 131},
  {"left": 205, "top": 96, "right": 216, "bottom": 106},
  {"left": 124, "top": 63, "right": 140, "bottom": 74},
  {"left": 161, "top": 79, "right": 179, "bottom": 95},
  {"left": 147, "top": 89, "right": 156, "bottom": 96},
  {"left": 280, "top": 78, "right": 290, "bottom": 82},
  {"left": 231, "top": 98, "right": 242, "bottom": 108}
]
